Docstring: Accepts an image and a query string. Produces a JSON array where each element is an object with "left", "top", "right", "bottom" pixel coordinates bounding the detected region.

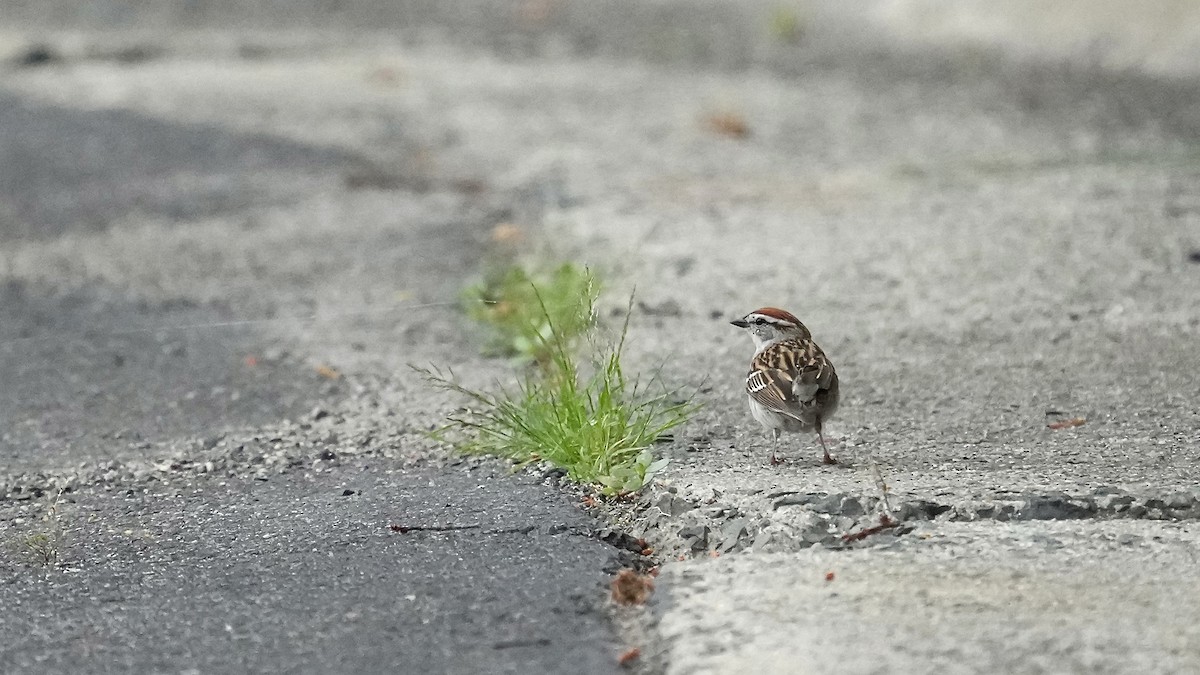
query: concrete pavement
[{"left": 2, "top": 1, "right": 1199, "bottom": 672}]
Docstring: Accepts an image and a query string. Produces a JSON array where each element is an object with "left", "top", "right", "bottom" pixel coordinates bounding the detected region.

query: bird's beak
[{"left": 730, "top": 318, "right": 748, "bottom": 328}]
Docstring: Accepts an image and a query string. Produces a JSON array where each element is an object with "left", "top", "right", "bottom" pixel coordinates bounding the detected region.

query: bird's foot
[
  {"left": 769, "top": 453, "right": 786, "bottom": 466},
  {"left": 822, "top": 452, "right": 839, "bottom": 466}
]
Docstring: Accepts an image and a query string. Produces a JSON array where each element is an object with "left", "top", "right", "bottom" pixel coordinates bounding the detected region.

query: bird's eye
[{"left": 753, "top": 318, "right": 765, "bottom": 325}]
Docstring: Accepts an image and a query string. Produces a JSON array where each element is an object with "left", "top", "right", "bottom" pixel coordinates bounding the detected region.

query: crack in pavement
[{"left": 620, "top": 484, "right": 1200, "bottom": 557}]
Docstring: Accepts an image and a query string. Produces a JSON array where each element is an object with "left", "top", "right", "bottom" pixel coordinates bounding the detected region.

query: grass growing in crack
[
  {"left": 7, "top": 489, "right": 66, "bottom": 568},
  {"left": 768, "top": 4, "right": 807, "bottom": 44},
  {"left": 462, "top": 261, "right": 597, "bottom": 366},
  {"left": 17, "top": 532, "right": 58, "bottom": 567},
  {"left": 424, "top": 280, "right": 697, "bottom": 495}
]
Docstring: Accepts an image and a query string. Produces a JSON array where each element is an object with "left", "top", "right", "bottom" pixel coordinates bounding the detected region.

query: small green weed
[
  {"left": 17, "top": 531, "right": 59, "bottom": 567},
  {"left": 7, "top": 489, "right": 65, "bottom": 568},
  {"left": 768, "top": 5, "right": 807, "bottom": 44},
  {"left": 462, "top": 262, "right": 597, "bottom": 366},
  {"left": 426, "top": 289, "right": 697, "bottom": 495}
]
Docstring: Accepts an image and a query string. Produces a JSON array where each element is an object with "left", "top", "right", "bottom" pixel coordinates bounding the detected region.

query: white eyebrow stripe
[{"left": 757, "top": 315, "right": 792, "bottom": 327}]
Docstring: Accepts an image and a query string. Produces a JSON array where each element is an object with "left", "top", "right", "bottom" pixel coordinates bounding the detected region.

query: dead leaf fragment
[
  {"left": 1047, "top": 417, "right": 1086, "bottom": 430},
  {"left": 315, "top": 364, "right": 342, "bottom": 380},
  {"left": 368, "top": 65, "right": 404, "bottom": 86},
  {"left": 841, "top": 514, "right": 899, "bottom": 543},
  {"left": 703, "top": 111, "right": 750, "bottom": 139},
  {"left": 610, "top": 568, "right": 654, "bottom": 606},
  {"left": 490, "top": 222, "right": 524, "bottom": 245},
  {"left": 618, "top": 647, "right": 641, "bottom": 667},
  {"left": 518, "top": 0, "right": 560, "bottom": 25}
]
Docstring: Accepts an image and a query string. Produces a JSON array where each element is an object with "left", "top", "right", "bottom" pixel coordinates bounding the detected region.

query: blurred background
[{"left": 5, "top": 0, "right": 1200, "bottom": 73}]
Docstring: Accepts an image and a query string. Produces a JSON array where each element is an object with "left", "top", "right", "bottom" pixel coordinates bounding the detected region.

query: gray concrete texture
[{"left": 1, "top": 0, "right": 1199, "bottom": 672}]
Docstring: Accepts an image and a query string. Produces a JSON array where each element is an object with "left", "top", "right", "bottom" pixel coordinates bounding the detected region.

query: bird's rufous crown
[{"left": 748, "top": 307, "right": 801, "bottom": 325}]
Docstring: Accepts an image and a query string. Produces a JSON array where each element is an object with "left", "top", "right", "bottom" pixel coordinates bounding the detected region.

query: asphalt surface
[
  {"left": 0, "top": 9, "right": 631, "bottom": 671},
  {"left": 2, "top": 1, "right": 1200, "bottom": 673},
  {"left": 2, "top": 465, "right": 622, "bottom": 674}
]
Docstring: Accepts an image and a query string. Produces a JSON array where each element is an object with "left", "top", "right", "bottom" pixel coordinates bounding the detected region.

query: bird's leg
[
  {"left": 769, "top": 428, "right": 784, "bottom": 465},
  {"left": 817, "top": 421, "right": 837, "bottom": 465}
]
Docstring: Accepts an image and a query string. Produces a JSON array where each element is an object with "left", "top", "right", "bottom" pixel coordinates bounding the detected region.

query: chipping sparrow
[{"left": 731, "top": 307, "right": 840, "bottom": 465}]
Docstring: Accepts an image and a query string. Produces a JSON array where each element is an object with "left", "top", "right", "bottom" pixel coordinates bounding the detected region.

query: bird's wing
[
  {"left": 746, "top": 367, "right": 811, "bottom": 420},
  {"left": 746, "top": 353, "right": 834, "bottom": 421},
  {"left": 746, "top": 367, "right": 789, "bottom": 414}
]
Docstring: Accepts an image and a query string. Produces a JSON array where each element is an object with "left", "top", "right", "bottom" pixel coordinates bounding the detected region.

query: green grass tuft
[
  {"left": 7, "top": 489, "right": 65, "bottom": 568},
  {"left": 16, "top": 531, "right": 59, "bottom": 567},
  {"left": 768, "top": 5, "right": 807, "bottom": 44},
  {"left": 425, "top": 282, "right": 697, "bottom": 495},
  {"left": 462, "top": 262, "right": 597, "bottom": 366}
]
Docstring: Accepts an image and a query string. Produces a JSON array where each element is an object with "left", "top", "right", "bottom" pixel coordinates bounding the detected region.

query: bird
[{"left": 730, "top": 307, "right": 840, "bottom": 465}]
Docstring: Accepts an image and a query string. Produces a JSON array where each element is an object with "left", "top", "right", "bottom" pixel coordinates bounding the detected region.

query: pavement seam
[{"left": 615, "top": 483, "right": 1200, "bottom": 558}]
